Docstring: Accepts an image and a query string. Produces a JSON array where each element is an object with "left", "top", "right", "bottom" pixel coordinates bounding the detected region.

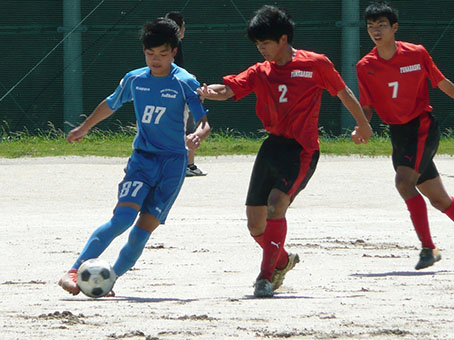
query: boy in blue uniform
[{"left": 58, "top": 18, "right": 208, "bottom": 296}]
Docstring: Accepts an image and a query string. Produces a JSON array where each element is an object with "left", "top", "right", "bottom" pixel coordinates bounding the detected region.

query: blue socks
[
  {"left": 72, "top": 206, "right": 138, "bottom": 270},
  {"left": 113, "top": 226, "right": 151, "bottom": 276}
]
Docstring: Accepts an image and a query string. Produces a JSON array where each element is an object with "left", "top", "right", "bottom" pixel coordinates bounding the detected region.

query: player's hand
[
  {"left": 351, "top": 124, "right": 372, "bottom": 144},
  {"left": 67, "top": 126, "right": 89, "bottom": 144},
  {"left": 186, "top": 133, "right": 201, "bottom": 150},
  {"left": 197, "top": 83, "right": 216, "bottom": 100},
  {"left": 197, "top": 83, "right": 208, "bottom": 100}
]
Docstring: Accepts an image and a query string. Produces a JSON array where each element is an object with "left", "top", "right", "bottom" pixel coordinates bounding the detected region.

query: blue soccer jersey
[{"left": 106, "top": 64, "right": 208, "bottom": 154}]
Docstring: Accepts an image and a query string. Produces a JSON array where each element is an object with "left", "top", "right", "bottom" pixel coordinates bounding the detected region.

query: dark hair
[
  {"left": 140, "top": 18, "right": 179, "bottom": 50},
  {"left": 365, "top": 1, "right": 399, "bottom": 25},
  {"left": 165, "top": 12, "right": 184, "bottom": 28},
  {"left": 247, "top": 5, "right": 294, "bottom": 43}
]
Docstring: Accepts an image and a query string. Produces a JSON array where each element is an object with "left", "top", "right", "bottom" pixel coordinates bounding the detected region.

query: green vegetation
[{"left": 1, "top": 127, "right": 453, "bottom": 158}]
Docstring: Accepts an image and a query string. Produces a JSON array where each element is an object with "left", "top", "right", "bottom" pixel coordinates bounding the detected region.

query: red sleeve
[
  {"left": 222, "top": 65, "right": 258, "bottom": 101},
  {"left": 317, "top": 55, "right": 346, "bottom": 96},
  {"left": 421, "top": 46, "right": 445, "bottom": 88},
  {"left": 356, "top": 64, "right": 373, "bottom": 107}
]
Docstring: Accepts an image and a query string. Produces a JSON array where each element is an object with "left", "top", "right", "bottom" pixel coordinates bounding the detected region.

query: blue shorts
[{"left": 118, "top": 150, "right": 187, "bottom": 223}]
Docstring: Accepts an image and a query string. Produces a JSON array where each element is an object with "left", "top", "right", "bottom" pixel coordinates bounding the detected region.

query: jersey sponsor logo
[
  {"left": 400, "top": 64, "right": 421, "bottom": 74},
  {"left": 136, "top": 86, "right": 151, "bottom": 91},
  {"left": 160, "top": 88, "right": 178, "bottom": 99},
  {"left": 291, "top": 70, "right": 313, "bottom": 78}
]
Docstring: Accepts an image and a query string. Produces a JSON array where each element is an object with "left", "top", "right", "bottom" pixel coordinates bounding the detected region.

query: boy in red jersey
[
  {"left": 198, "top": 5, "right": 372, "bottom": 297},
  {"left": 357, "top": 1, "right": 454, "bottom": 270}
]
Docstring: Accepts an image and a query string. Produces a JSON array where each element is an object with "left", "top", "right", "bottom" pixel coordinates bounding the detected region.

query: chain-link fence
[{"left": 1, "top": 0, "right": 453, "bottom": 136}]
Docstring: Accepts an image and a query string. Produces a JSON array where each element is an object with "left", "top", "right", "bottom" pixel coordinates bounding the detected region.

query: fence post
[
  {"left": 340, "top": 0, "right": 360, "bottom": 133},
  {"left": 63, "top": 0, "right": 83, "bottom": 133}
]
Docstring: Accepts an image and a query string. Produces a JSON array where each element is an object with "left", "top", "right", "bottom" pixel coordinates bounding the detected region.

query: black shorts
[
  {"left": 246, "top": 134, "right": 320, "bottom": 206},
  {"left": 389, "top": 112, "right": 440, "bottom": 185}
]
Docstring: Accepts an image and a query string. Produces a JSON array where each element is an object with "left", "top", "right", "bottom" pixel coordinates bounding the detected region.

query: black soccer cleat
[{"left": 415, "top": 248, "right": 441, "bottom": 270}]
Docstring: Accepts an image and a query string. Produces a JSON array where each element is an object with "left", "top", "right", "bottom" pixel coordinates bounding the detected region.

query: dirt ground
[{"left": 1, "top": 154, "right": 454, "bottom": 340}]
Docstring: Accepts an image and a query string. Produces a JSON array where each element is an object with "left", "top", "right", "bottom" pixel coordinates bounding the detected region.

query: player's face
[
  {"left": 367, "top": 17, "right": 398, "bottom": 47},
  {"left": 143, "top": 44, "right": 177, "bottom": 77},
  {"left": 255, "top": 37, "right": 287, "bottom": 62}
]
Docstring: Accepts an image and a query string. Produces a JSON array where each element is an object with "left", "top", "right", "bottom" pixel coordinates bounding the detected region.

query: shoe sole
[
  {"left": 186, "top": 172, "right": 207, "bottom": 177},
  {"left": 254, "top": 291, "right": 274, "bottom": 298}
]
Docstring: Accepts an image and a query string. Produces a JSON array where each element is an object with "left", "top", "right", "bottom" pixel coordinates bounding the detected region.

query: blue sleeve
[
  {"left": 187, "top": 93, "right": 209, "bottom": 123},
  {"left": 183, "top": 77, "right": 208, "bottom": 122},
  {"left": 105, "top": 74, "right": 134, "bottom": 111}
]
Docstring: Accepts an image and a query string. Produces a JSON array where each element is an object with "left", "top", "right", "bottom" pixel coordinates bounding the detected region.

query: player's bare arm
[
  {"left": 337, "top": 86, "right": 373, "bottom": 144},
  {"left": 67, "top": 100, "right": 115, "bottom": 144},
  {"left": 437, "top": 78, "right": 454, "bottom": 98},
  {"left": 197, "top": 83, "right": 234, "bottom": 101}
]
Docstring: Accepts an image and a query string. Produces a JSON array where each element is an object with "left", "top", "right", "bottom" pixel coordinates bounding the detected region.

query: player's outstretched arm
[
  {"left": 438, "top": 78, "right": 454, "bottom": 99},
  {"left": 197, "top": 83, "right": 234, "bottom": 101},
  {"left": 337, "top": 86, "right": 373, "bottom": 144},
  {"left": 67, "top": 100, "right": 115, "bottom": 144}
]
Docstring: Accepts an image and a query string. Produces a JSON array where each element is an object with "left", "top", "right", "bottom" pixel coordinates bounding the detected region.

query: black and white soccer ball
[{"left": 77, "top": 259, "right": 116, "bottom": 298}]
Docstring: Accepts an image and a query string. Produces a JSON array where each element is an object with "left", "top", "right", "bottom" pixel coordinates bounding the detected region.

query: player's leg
[
  {"left": 113, "top": 152, "right": 187, "bottom": 277},
  {"left": 59, "top": 151, "right": 152, "bottom": 295},
  {"left": 395, "top": 166, "right": 437, "bottom": 251},
  {"left": 417, "top": 174, "right": 453, "bottom": 213},
  {"left": 249, "top": 136, "right": 318, "bottom": 297},
  {"left": 186, "top": 113, "right": 209, "bottom": 176},
  {"left": 261, "top": 145, "right": 318, "bottom": 293},
  {"left": 413, "top": 114, "right": 451, "bottom": 255},
  {"left": 417, "top": 171, "right": 454, "bottom": 265},
  {"left": 391, "top": 113, "right": 440, "bottom": 269},
  {"left": 257, "top": 188, "right": 290, "bottom": 284},
  {"left": 112, "top": 213, "right": 159, "bottom": 276},
  {"left": 58, "top": 202, "right": 142, "bottom": 295}
]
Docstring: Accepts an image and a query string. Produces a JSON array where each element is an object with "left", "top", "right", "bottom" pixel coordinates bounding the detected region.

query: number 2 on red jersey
[{"left": 278, "top": 84, "right": 288, "bottom": 103}]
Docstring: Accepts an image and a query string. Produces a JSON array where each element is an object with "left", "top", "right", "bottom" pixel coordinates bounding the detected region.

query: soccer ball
[{"left": 77, "top": 259, "right": 116, "bottom": 298}]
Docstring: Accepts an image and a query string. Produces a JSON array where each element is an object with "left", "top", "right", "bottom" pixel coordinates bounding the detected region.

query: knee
[
  {"left": 246, "top": 211, "right": 265, "bottom": 235},
  {"left": 111, "top": 206, "right": 138, "bottom": 232},
  {"left": 267, "top": 204, "right": 278, "bottom": 219},
  {"left": 267, "top": 195, "right": 289, "bottom": 219},
  {"left": 395, "top": 174, "right": 416, "bottom": 197},
  {"left": 428, "top": 197, "right": 451, "bottom": 212},
  {"left": 247, "top": 217, "right": 263, "bottom": 235}
]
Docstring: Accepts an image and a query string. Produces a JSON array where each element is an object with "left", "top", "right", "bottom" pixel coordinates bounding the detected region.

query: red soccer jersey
[
  {"left": 223, "top": 49, "right": 346, "bottom": 151},
  {"left": 356, "top": 41, "right": 445, "bottom": 125}
]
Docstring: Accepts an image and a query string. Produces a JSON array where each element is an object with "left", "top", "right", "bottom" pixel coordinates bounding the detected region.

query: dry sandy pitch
[{"left": 1, "top": 155, "right": 454, "bottom": 340}]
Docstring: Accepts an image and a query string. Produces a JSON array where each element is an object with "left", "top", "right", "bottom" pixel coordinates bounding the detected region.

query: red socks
[
  {"left": 253, "top": 231, "right": 289, "bottom": 269},
  {"left": 252, "top": 218, "right": 288, "bottom": 282},
  {"left": 443, "top": 197, "right": 454, "bottom": 220},
  {"left": 405, "top": 194, "right": 435, "bottom": 249}
]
